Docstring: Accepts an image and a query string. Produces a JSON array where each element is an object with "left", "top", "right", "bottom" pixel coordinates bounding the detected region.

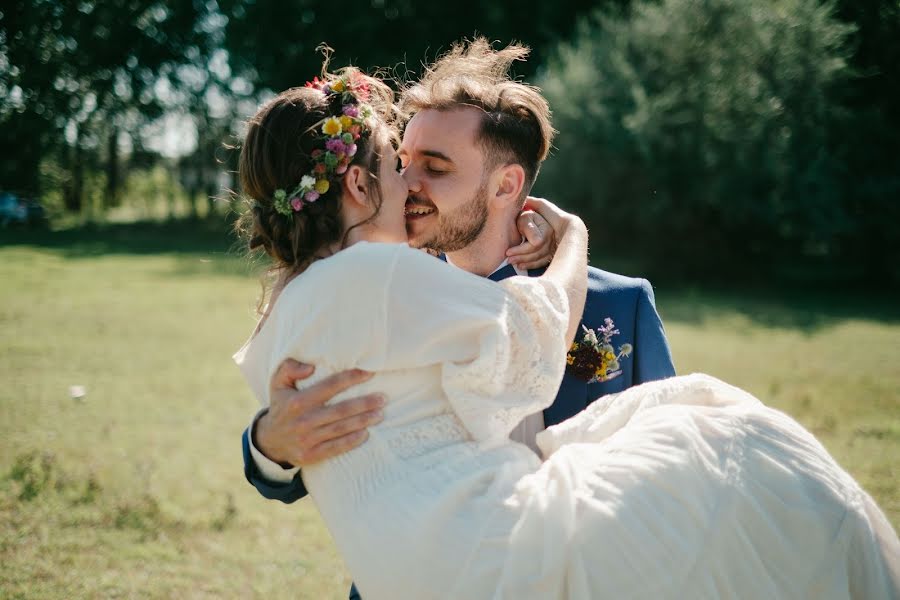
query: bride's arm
[{"left": 525, "top": 197, "right": 588, "bottom": 348}]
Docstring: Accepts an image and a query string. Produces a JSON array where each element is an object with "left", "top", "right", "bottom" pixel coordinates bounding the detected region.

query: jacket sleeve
[
  {"left": 632, "top": 279, "right": 676, "bottom": 383},
  {"left": 241, "top": 426, "right": 308, "bottom": 503}
]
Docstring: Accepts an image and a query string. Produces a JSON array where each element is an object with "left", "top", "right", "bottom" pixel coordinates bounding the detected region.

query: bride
[{"left": 233, "top": 67, "right": 899, "bottom": 599}]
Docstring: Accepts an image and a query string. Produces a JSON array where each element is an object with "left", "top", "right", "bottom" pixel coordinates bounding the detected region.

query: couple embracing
[{"left": 233, "top": 39, "right": 899, "bottom": 599}]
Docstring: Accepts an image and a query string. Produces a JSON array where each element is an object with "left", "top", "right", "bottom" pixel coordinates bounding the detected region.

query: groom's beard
[{"left": 412, "top": 182, "right": 489, "bottom": 254}]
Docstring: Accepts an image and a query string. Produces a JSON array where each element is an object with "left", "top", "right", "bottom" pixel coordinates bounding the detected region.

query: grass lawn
[{"left": 1, "top": 222, "right": 898, "bottom": 599}]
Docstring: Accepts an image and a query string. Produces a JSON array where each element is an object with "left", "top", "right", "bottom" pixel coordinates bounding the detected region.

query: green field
[{"left": 1, "top": 223, "right": 898, "bottom": 599}]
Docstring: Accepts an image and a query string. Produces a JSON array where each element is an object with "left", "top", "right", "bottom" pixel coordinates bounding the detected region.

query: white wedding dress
[{"left": 235, "top": 242, "right": 899, "bottom": 599}]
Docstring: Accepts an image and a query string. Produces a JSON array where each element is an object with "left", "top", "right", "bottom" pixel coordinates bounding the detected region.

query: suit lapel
[{"left": 487, "top": 263, "right": 518, "bottom": 282}]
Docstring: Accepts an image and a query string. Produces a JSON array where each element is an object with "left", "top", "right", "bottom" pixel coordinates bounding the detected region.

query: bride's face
[{"left": 360, "top": 133, "right": 409, "bottom": 243}]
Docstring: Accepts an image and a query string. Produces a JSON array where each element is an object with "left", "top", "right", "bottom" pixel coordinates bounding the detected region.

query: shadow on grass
[
  {"left": 0, "top": 218, "right": 239, "bottom": 257},
  {"left": 3, "top": 219, "right": 898, "bottom": 330},
  {"left": 657, "top": 285, "right": 900, "bottom": 332},
  {"left": 0, "top": 218, "right": 262, "bottom": 279}
]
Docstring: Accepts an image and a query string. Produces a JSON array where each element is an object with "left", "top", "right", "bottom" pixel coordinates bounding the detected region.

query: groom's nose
[{"left": 402, "top": 167, "right": 423, "bottom": 194}]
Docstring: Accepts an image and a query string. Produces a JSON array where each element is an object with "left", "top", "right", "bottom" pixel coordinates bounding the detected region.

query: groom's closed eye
[{"left": 425, "top": 164, "right": 449, "bottom": 175}]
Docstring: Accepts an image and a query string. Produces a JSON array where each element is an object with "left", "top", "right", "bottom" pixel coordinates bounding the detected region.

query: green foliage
[
  {"left": 218, "top": 0, "right": 627, "bottom": 90},
  {"left": 537, "top": 0, "right": 864, "bottom": 280},
  {"left": 0, "top": 0, "right": 215, "bottom": 200},
  {"left": 828, "top": 0, "right": 900, "bottom": 282}
]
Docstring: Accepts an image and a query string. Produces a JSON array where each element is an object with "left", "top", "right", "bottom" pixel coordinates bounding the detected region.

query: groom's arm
[
  {"left": 243, "top": 414, "right": 307, "bottom": 503},
  {"left": 243, "top": 361, "right": 386, "bottom": 503},
  {"left": 632, "top": 279, "right": 676, "bottom": 383}
]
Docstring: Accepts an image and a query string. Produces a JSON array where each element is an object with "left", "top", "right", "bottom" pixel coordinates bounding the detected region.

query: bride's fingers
[
  {"left": 507, "top": 226, "right": 546, "bottom": 256},
  {"left": 510, "top": 222, "right": 554, "bottom": 269},
  {"left": 523, "top": 196, "right": 570, "bottom": 228},
  {"left": 512, "top": 212, "right": 543, "bottom": 248},
  {"left": 511, "top": 251, "right": 553, "bottom": 270}
]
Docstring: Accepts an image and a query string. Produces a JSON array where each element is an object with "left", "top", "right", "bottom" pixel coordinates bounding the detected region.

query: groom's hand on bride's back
[{"left": 253, "top": 360, "right": 386, "bottom": 466}]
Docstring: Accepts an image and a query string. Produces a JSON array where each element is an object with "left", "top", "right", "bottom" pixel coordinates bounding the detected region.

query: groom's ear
[
  {"left": 489, "top": 163, "right": 526, "bottom": 208},
  {"left": 341, "top": 165, "right": 370, "bottom": 209}
]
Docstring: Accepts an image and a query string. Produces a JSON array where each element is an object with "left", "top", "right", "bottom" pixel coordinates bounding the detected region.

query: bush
[{"left": 537, "top": 0, "right": 860, "bottom": 281}]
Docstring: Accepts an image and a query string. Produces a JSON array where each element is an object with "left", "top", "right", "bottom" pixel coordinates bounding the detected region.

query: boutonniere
[{"left": 566, "top": 318, "right": 633, "bottom": 383}]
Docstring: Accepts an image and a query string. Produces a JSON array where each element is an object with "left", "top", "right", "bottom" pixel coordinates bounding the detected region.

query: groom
[{"left": 242, "top": 38, "right": 676, "bottom": 597}]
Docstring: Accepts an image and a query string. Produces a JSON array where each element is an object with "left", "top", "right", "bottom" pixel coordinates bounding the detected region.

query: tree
[
  {"left": 0, "top": 0, "right": 214, "bottom": 211},
  {"left": 537, "top": 0, "right": 856, "bottom": 279},
  {"left": 829, "top": 0, "right": 900, "bottom": 281},
  {"left": 218, "top": 0, "right": 630, "bottom": 91}
]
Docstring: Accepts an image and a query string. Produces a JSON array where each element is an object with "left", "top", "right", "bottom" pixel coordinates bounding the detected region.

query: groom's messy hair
[{"left": 400, "top": 37, "right": 555, "bottom": 198}]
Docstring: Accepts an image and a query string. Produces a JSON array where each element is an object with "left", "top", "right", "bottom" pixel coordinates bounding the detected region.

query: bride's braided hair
[{"left": 236, "top": 66, "right": 397, "bottom": 275}]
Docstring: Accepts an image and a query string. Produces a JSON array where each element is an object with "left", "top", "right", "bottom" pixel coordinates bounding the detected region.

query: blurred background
[
  {"left": 1, "top": 1, "right": 898, "bottom": 598},
  {"left": 2, "top": 0, "right": 899, "bottom": 282}
]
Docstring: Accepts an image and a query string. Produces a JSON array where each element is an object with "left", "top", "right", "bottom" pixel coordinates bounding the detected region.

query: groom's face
[{"left": 399, "top": 107, "right": 490, "bottom": 252}]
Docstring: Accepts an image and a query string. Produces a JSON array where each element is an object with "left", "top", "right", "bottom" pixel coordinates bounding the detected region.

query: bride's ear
[{"left": 341, "top": 165, "right": 370, "bottom": 210}]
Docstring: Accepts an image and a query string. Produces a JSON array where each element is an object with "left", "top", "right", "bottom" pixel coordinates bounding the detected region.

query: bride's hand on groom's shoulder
[
  {"left": 508, "top": 209, "right": 556, "bottom": 269},
  {"left": 254, "top": 360, "right": 386, "bottom": 467}
]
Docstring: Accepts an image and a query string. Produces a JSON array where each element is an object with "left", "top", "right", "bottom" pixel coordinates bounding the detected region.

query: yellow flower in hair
[
  {"left": 322, "top": 117, "right": 342, "bottom": 136},
  {"left": 332, "top": 80, "right": 345, "bottom": 92},
  {"left": 339, "top": 115, "right": 353, "bottom": 130},
  {"left": 315, "top": 179, "right": 330, "bottom": 194}
]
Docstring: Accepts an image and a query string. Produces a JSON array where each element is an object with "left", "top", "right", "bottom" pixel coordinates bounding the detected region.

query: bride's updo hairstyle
[{"left": 237, "top": 65, "right": 397, "bottom": 275}]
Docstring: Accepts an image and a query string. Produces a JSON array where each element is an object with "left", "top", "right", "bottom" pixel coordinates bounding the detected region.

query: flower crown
[{"left": 272, "top": 73, "right": 375, "bottom": 216}]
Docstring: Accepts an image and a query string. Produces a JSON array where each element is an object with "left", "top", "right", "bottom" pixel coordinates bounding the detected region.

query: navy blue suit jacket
[{"left": 240, "top": 264, "right": 676, "bottom": 599}]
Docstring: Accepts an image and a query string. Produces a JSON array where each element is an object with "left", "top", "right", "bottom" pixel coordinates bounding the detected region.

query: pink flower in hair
[
  {"left": 325, "top": 139, "right": 346, "bottom": 154},
  {"left": 290, "top": 197, "right": 303, "bottom": 211},
  {"left": 342, "top": 105, "right": 360, "bottom": 118},
  {"left": 336, "top": 163, "right": 348, "bottom": 175},
  {"left": 304, "top": 190, "right": 320, "bottom": 202}
]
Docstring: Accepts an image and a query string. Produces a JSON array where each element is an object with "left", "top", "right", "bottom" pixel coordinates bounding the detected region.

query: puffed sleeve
[{"left": 383, "top": 247, "right": 570, "bottom": 444}]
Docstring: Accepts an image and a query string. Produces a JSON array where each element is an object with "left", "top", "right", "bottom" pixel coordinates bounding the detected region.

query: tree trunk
[
  {"left": 64, "top": 125, "right": 84, "bottom": 213},
  {"left": 206, "top": 167, "right": 218, "bottom": 218},
  {"left": 104, "top": 128, "right": 120, "bottom": 210},
  {"left": 168, "top": 167, "right": 178, "bottom": 220}
]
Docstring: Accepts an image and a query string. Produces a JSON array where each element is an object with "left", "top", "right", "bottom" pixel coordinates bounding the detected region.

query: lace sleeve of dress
[
  {"left": 441, "top": 276, "right": 569, "bottom": 444},
  {"left": 381, "top": 247, "right": 569, "bottom": 443}
]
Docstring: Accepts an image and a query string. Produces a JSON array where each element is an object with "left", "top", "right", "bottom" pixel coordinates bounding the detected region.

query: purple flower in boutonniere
[{"left": 566, "top": 318, "right": 633, "bottom": 383}]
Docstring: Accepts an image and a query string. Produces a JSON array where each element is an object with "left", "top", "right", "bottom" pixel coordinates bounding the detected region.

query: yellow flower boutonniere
[{"left": 566, "top": 318, "right": 633, "bottom": 383}]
